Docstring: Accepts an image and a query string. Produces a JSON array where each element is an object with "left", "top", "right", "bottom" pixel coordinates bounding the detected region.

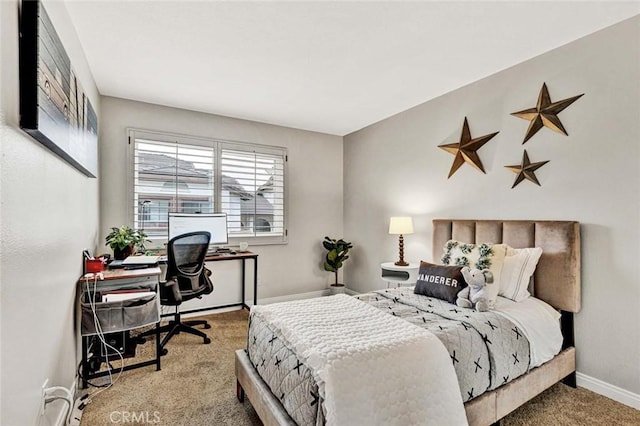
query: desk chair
[{"left": 145, "top": 231, "right": 214, "bottom": 354}]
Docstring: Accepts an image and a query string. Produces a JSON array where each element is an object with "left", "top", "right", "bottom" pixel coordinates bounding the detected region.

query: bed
[{"left": 235, "top": 219, "right": 581, "bottom": 425}]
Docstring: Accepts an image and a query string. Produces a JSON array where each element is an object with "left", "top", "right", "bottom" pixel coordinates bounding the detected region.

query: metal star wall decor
[
  {"left": 505, "top": 150, "right": 550, "bottom": 188},
  {"left": 511, "top": 83, "right": 584, "bottom": 144},
  {"left": 438, "top": 117, "right": 499, "bottom": 178}
]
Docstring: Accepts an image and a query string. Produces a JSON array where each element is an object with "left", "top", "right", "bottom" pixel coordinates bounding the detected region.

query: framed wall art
[{"left": 19, "top": 0, "right": 98, "bottom": 177}]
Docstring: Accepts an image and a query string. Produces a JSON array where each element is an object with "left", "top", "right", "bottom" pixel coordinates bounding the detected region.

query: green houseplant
[
  {"left": 323, "top": 236, "right": 353, "bottom": 292},
  {"left": 105, "top": 226, "right": 149, "bottom": 260}
]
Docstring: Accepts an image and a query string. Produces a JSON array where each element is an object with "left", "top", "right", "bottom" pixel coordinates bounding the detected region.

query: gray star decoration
[
  {"left": 505, "top": 150, "right": 550, "bottom": 188},
  {"left": 438, "top": 117, "right": 499, "bottom": 178},
  {"left": 511, "top": 83, "right": 584, "bottom": 144}
]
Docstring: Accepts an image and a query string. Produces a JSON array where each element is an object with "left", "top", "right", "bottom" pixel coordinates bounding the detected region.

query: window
[{"left": 129, "top": 129, "right": 287, "bottom": 244}]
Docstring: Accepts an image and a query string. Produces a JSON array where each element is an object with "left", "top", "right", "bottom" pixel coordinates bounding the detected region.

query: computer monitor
[{"left": 168, "top": 213, "right": 229, "bottom": 247}]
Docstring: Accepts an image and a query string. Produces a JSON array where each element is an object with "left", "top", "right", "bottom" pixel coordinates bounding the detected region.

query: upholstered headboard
[{"left": 432, "top": 220, "right": 581, "bottom": 313}]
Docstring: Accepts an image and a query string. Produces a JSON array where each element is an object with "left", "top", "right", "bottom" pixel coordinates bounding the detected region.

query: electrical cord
[
  {"left": 43, "top": 386, "right": 73, "bottom": 425},
  {"left": 88, "top": 275, "right": 124, "bottom": 389},
  {"left": 83, "top": 276, "right": 125, "bottom": 403},
  {"left": 77, "top": 362, "right": 111, "bottom": 388},
  {"left": 78, "top": 333, "right": 121, "bottom": 387}
]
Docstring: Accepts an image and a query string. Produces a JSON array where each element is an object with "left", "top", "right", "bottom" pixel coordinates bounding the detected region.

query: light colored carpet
[{"left": 80, "top": 310, "right": 640, "bottom": 425}]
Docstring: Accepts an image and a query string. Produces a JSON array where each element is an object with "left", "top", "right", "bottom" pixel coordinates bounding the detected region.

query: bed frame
[{"left": 235, "top": 219, "right": 581, "bottom": 426}]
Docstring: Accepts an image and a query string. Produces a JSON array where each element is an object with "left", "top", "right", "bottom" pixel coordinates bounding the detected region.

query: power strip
[{"left": 68, "top": 391, "right": 89, "bottom": 426}]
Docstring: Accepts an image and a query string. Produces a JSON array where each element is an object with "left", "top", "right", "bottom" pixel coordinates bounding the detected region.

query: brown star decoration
[
  {"left": 511, "top": 83, "right": 583, "bottom": 144},
  {"left": 438, "top": 117, "right": 499, "bottom": 178},
  {"left": 505, "top": 150, "right": 549, "bottom": 188}
]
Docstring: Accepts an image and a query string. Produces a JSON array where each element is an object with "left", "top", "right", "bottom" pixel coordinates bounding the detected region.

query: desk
[
  {"left": 78, "top": 268, "right": 162, "bottom": 388},
  {"left": 173, "top": 251, "right": 259, "bottom": 315}
]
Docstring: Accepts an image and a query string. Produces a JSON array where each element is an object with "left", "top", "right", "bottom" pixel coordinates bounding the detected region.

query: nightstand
[{"left": 380, "top": 262, "right": 420, "bottom": 288}]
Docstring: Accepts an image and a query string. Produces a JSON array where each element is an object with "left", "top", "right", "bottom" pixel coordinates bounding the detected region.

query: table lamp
[{"left": 389, "top": 217, "right": 413, "bottom": 266}]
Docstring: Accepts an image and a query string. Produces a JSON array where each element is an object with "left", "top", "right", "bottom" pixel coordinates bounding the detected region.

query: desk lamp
[{"left": 389, "top": 217, "right": 413, "bottom": 266}]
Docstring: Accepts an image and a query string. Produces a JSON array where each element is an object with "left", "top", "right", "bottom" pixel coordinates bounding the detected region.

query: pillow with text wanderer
[{"left": 414, "top": 261, "right": 467, "bottom": 304}]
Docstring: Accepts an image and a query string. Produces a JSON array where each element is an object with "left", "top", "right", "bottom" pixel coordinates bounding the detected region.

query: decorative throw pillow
[
  {"left": 414, "top": 261, "right": 467, "bottom": 304},
  {"left": 441, "top": 240, "right": 507, "bottom": 307},
  {"left": 499, "top": 246, "right": 543, "bottom": 302}
]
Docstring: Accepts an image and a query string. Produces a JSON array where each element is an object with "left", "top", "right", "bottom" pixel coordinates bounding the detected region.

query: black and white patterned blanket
[
  {"left": 357, "top": 288, "right": 531, "bottom": 400},
  {"left": 247, "top": 289, "right": 530, "bottom": 425}
]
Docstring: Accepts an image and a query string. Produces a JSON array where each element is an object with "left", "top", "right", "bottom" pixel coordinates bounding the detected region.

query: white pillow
[
  {"left": 441, "top": 240, "right": 507, "bottom": 308},
  {"left": 499, "top": 247, "right": 543, "bottom": 302}
]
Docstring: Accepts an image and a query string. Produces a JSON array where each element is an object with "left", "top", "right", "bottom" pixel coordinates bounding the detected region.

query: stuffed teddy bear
[{"left": 456, "top": 266, "right": 494, "bottom": 312}]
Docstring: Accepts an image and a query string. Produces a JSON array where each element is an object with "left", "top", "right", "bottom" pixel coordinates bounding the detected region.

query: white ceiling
[{"left": 64, "top": 1, "right": 639, "bottom": 136}]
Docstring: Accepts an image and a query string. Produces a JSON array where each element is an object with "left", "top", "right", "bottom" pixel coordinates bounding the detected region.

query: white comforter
[{"left": 251, "top": 294, "right": 468, "bottom": 426}]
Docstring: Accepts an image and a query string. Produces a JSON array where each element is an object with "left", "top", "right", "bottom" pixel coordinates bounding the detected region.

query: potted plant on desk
[
  {"left": 323, "top": 236, "right": 353, "bottom": 295},
  {"left": 106, "top": 226, "right": 149, "bottom": 260}
]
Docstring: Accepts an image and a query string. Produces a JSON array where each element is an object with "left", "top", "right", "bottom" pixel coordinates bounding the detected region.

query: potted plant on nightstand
[
  {"left": 323, "top": 236, "right": 353, "bottom": 295},
  {"left": 105, "top": 226, "right": 149, "bottom": 260}
]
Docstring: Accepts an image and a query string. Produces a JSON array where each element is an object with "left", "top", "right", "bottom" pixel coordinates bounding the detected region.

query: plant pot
[
  {"left": 329, "top": 284, "right": 345, "bottom": 295},
  {"left": 113, "top": 244, "right": 134, "bottom": 260}
]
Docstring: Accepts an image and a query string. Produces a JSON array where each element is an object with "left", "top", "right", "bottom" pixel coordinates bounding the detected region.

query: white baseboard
[
  {"left": 254, "top": 289, "right": 331, "bottom": 305},
  {"left": 257, "top": 288, "right": 365, "bottom": 303},
  {"left": 182, "top": 289, "right": 334, "bottom": 318},
  {"left": 577, "top": 372, "right": 640, "bottom": 410},
  {"left": 50, "top": 378, "right": 77, "bottom": 426},
  {"left": 182, "top": 305, "right": 244, "bottom": 317}
]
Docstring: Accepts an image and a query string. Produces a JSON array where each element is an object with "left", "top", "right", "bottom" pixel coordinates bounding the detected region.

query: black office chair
[{"left": 148, "top": 231, "right": 214, "bottom": 354}]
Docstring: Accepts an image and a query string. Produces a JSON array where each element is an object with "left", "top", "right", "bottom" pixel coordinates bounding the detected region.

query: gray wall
[
  {"left": 1, "top": 3, "right": 636, "bottom": 422},
  {"left": 99, "top": 97, "right": 344, "bottom": 304},
  {"left": 343, "top": 17, "right": 639, "bottom": 395},
  {"left": 0, "top": 1, "right": 100, "bottom": 424}
]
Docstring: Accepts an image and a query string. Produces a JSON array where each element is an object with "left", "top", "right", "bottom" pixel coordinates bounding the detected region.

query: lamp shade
[{"left": 389, "top": 217, "right": 414, "bottom": 235}]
